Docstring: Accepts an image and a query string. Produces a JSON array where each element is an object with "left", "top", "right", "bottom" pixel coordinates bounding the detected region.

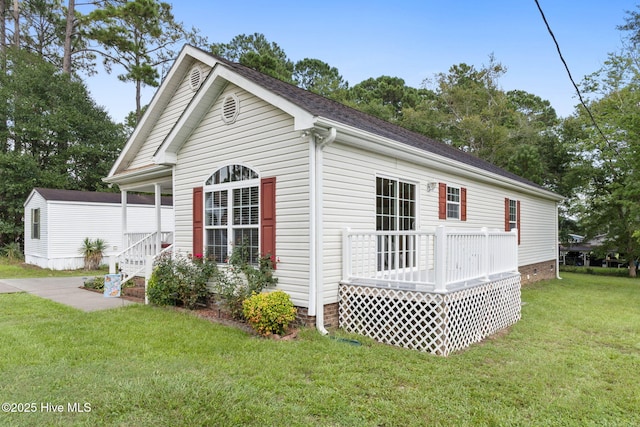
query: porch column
[
  {"left": 155, "top": 183, "right": 162, "bottom": 253},
  {"left": 121, "top": 189, "right": 128, "bottom": 250}
]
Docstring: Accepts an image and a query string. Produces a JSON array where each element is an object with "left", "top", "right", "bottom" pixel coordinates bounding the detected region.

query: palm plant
[{"left": 80, "top": 238, "right": 107, "bottom": 270}]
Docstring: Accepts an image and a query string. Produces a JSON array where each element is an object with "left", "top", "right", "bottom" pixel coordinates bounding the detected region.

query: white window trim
[
  {"left": 375, "top": 173, "right": 419, "bottom": 230},
  {"left": 446, "top": 185, "right": 461, "bottom": 220},
  {"left": 203, "top": 164, "right": 260, "bottom": 264}
]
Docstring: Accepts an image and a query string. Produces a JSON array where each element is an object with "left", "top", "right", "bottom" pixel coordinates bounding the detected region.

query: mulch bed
[{"left": 80, "top": 285, "right": 299, "bottom": 340}]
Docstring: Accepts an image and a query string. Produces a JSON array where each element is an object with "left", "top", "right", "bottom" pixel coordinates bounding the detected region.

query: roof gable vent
[
  {"left": 221, "top": 94, "right": 239, "bottom": 124},
  {"left": 189, "top": 66, "right": 202, "bottom": 91}
]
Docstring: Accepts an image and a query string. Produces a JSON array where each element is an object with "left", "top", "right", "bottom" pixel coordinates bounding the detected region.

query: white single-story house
[
  {"left": 24, "top": 188, "right": 173, "bottom": 270},
  {"left": 104, "top": 45, "right": 563, "bottom": 355}
]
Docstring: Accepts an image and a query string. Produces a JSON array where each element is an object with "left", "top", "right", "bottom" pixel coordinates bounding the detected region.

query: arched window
[{"left": 204, "top": 164, "right": 260, "bottom": 263}]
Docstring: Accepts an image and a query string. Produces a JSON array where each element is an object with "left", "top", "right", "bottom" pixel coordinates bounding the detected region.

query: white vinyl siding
[
  {"left": 321, "top": 140, "right": 558, "bottom": 304},
  {"left": 24, "top": 194, "right": 174, "bottom": 270},
  {"left": 128, "top": 62, "right": 212, "bottom": 169},
  {"left": 173, "top": 84, "right": 311, "bottom": 307}
]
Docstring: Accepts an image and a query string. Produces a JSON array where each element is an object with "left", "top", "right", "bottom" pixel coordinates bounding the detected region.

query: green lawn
[
  {"left": 0, "top": 258, "right": 107, "bottom": 279},
  {"left": 0, "top": 272, "right": 638, "bottom": 426}
]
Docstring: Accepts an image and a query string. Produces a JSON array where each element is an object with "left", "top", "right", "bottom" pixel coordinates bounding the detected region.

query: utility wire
[{"left": 534, "top": 0, "right": 610, "bottom": 144}]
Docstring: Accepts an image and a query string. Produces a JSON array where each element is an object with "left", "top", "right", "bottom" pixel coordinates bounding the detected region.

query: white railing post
[
  {"left": 144, "top": 255, "right": 153, "bottom": 305},
  {"left": 512, "top": 228, "right": 519, "bottom": 273},
  {"left": 109, "top": 256, "right": 116, "bottom": 274},
  {"left": 482, "top": 227, "right": 490, "bottom": 281},
  {"left": 435, "top": 226, "right": 447, "bottom": 292},
  {"left": 343, "top": 227, "right": 352, "bottom": 283}
]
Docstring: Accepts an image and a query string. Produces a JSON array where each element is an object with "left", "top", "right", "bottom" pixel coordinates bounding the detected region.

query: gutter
[{"left": 310, "top": 127, "right": 336, "bottom": 336}]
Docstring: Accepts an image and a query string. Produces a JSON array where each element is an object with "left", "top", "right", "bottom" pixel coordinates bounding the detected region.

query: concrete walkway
[{"left": 0, "top": 276, "right": 136, "bottom": 311}]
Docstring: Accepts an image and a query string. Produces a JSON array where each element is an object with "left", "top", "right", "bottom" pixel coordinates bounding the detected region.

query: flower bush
[
  {"left": 242, "top": 290, "right": 296, "bottom": 336},
  {"left": 147, "top": 252, "right": 218, "bottom": 309},
  {"left": 211, "top": 244, "right": 278, "bottom": 320}
]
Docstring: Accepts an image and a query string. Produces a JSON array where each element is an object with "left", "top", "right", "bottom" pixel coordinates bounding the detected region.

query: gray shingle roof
[
  {"left": 35, "top": 188, "right": 172, "bottom": 206},
  {"left": 209, "top": 51, "right": 547, "bottom": 191}
]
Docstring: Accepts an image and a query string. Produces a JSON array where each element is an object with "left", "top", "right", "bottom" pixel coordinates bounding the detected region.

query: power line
[{"left": 534, "top": 0, "right": 610, "bottom": 144}]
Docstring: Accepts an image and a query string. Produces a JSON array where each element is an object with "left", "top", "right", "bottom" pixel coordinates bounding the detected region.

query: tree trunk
[
  {"left": 12, "top": 0, "right": 17, "bottom": 48},
  {"left": 0, "top": 0, "right": 6, "bottom": 56},
  {"left": 62, "top": 0, "right": 75, "bottom": 74},
  {"left": 135, "top": 78, "right": 141, "bottom": 124},
  {"left": 629, "top": 261, "right": 637, "bottom": 278}
]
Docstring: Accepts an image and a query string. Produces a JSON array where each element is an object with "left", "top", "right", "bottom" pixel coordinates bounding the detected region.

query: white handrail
[
  {"left": 343, "top": 226, "right": 518, "bottom": 292},
  {"left": 109, "top": 231, "right": 173, "bottom": 285}
]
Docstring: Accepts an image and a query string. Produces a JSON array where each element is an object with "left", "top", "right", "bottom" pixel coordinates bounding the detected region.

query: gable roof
[
  {"left": 110, "top": 45, "right": 562, "bottom": 200},
  {"left": 209, "top": 51, "right": 547, "bottom": 192},
  {"left": 31, "top": 188, "right": 172, "bottom": 206}
]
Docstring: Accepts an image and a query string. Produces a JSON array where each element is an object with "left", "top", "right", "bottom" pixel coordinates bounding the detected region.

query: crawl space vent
[
  {"left": 221, "top": 94, "right": 239, "bottom": 124},
  {"left": 189, "top": 66, "right": 202, "bottom": 91}
]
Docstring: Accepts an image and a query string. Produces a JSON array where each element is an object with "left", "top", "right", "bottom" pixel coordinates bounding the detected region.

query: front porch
[{"left": 339, "top": 227, "right": 521, "bottom": 355}]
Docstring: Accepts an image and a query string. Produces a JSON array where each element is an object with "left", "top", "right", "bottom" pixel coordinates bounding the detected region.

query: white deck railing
[
  {"left": 109, "top": 231, "right": 173, "bottom": 284},
  {"left": 343, "top": 226, "right": 518, "bottom": 293}
]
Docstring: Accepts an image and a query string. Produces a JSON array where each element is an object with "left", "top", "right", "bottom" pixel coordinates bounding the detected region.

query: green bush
[
  {"left": 559, "top": 265, "right": 633, "bottom": 278},
  {"left": 83, "top": 276, "right": 104, "bottom": 290},
  {"left": 147, "top": 252, "right": 218, "bottom": 309},
  {"left": 1, "top": 242, "right": 23, "bottom": 262},
  {"left": 80, "top": 238, "right": 106, "bottom": 270},
  {"left": 211, "top": 245, "right": 278, "bottom": 320},
  {"left": 242, "top": 290, "right": 296, "bottom": 336}
]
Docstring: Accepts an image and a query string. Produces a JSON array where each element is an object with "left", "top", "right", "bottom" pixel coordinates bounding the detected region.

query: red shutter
[
  {"left": 461, "top": 187, "right": 467, "bottom": 221},
  {"left": 438, "top": 183, "right": 447, "bottom": 220},
  {"left": 260, "top": 177, "right": 276, "bottom": 266},
  {"left": 193, "top": 187, "right": 203, "bottom": 256},
  {"left": 504, "top": 198, "right": 510, "bottom": 232},
  {"left": 517, "top": 200, "right": 521, "bottom": 245}
]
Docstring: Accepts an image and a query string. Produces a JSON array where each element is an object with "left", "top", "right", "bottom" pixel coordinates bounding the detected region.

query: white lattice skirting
[{"left": 339, "top": 274, "right": 521, "bottom": 356}]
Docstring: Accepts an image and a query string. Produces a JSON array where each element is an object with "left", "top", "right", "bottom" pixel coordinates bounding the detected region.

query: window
[
  {"left": 504, "top": 198, "right": 521, "bottom": 245},
  {"left": 204, "top": 165, "right": 259, "bottom": 264},
  {"left": 31, "top": 208, "right": 40, "bottom": 239},
  {"left": 446, "top": 186, "right": 460, "bottom": 219},
  {"left": 438, "top": 183, "right": 467, "bottom": 221},
  {"left": 376, "top": 177, "right": 416, "bottom": 270},
  {"left": 508, "top": 199, "right": 518, "bottom": 231}
]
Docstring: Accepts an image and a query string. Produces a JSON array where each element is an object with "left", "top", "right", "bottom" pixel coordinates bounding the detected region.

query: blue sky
[{"left": 86, "top": 0, "right": 636, "bottom": 123}]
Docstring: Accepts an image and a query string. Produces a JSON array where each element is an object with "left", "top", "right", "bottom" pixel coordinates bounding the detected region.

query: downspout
[
  {"left": 308, "top": 131, "right": 317, "bottom": 318},
  {"left": 314, "top": 127, "right": 336, "bottom": 335}
]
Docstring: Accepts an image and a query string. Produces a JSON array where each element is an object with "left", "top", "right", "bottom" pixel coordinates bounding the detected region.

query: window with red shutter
[{"left": 439, "top": 183, "right": 467, "bottom": 221}]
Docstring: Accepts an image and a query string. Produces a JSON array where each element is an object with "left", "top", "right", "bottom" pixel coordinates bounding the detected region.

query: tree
[
  {"left": 346, "top": 75, "right": 427, "bottom": 122},
  {"left": 84, "top": 0, "right": 196, "bottom": 123},
  {"left": 563, "top": 6, "right": 640, "bottom": 277},
  {"left": 0, "top": 48, "right": 125, "bottom": 245},
  {"left": 293, "top": 57, "right": 348, "bottom": 98},
  {"left": 211, "top": 33, "right": 294, "bottom": 83}
]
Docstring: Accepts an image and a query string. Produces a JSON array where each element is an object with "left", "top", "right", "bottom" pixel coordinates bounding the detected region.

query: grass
[
  {"left": 0, "top": 258, "right": 107, "bottom": 279},
  {"left": 0, "top": 272, "right": 639, "bottom": 426}
]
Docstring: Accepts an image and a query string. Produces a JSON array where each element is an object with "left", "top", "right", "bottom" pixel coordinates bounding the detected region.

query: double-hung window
[
  {"left": 505, "top": 198, "right": 521, "bottom": 245},
  {"left": 438, "top": 183, "right": 467, "bottom": 221},
  {"left": 204, "top": 165, "right": 259, "bottom": 264},
  {"left": 31, "top": 208, "right": 40, "bottom": 239},
  {"left": 376, "top": 177, "right": 416, "bottom": 270},
  {"left": 446, "top": 186, "right": 461, "bottom": 219}
]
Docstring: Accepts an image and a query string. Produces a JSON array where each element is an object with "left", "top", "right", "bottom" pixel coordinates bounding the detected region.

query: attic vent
[
  {"left": 221, "top": 94, "right": 239, "bottom": 124},
  {"left": 189, "top": 66, "right": 202, "bottom": 91}
]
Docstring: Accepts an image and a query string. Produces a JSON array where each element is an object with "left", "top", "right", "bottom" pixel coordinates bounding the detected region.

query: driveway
[{"left": 0, "top": 276, "right": 136, "bottom": 311}]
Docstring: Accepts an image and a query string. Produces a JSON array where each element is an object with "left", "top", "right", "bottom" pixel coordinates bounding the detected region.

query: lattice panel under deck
[{"left": 339, "top": 274, "right": 521, "bottom": 356}]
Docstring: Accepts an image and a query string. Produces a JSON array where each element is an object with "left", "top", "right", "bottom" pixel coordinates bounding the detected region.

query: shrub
[
  {"left": 83, "top": 276, "right": 104, "bottom": 291},
  {"left": 242, "top": 290, "right": 296, "bottom": 336},
  {"left": 1, "top": 242, "right": 23, "bottom": 262},
  {"left": 147, "top": 252, "right": 218, "bottom": 309},
  {"left": 80, "top": 238, "right": 106, "bottom": 270},
  {"left": 211, "top": 244, "right": 278, "bottom": 320}
]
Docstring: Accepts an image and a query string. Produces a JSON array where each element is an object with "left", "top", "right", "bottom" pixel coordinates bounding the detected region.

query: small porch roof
[{"left": 103, "top": 164, "right": 173, "bottom": 194}]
